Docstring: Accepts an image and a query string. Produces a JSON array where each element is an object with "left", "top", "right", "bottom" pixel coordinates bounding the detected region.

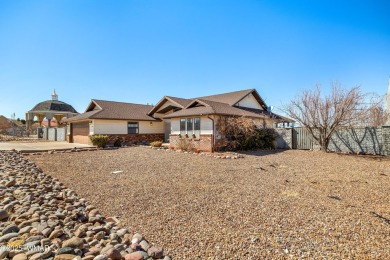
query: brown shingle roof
[
  {"left": 64, "top": 100, "right": 158, "bottom": 122},
  {"left": 166, "top": 96, "right": 193, "bottom": 107},
  {"left": 163, "top": 99, "right": 267, "bottom": 119},
  {"left": 196, "top": 89, "right": 261, "bottom": 106},
  {"left": 238, "top": 107, "right": 295, "bottom": 123},
  {"left": 63, "top": 110, "right": 101, "bottom": 122}
]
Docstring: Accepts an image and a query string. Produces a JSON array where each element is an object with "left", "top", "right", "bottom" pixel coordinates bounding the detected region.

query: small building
[{"left": 26, "top": 90, "right": 78, "bottom": 130}]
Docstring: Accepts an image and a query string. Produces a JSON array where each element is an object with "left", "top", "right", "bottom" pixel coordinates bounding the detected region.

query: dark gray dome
[{"left": 30, "top": 100, "right": 78, "bottom": 113}]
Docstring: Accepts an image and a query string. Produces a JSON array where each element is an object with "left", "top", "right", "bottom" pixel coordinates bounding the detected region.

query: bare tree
[
  {"left": 284, "top": 83, "right": 371, "bottom": 151},
  {"left": 362, "top": 94, "right": 388, "bottom": 127}
]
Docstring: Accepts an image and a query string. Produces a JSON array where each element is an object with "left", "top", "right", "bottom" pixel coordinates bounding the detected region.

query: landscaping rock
[
  {"left": 0, "top": 233, "right": 19, "bottom": 243},
  {"left": 0, "top": 248, "right": 10, "bottom": 259},
  {"left": 62, "top": 237, "right": 84, "bottom": 249},
  {"left": 0, "top": 210, "right": 9, "bottom": 221},
  {"left": 0, "top": 151, "right": 169, "bottom": 259},
  {"left": 147, "top": 246, "right": 164, "bottom": 259},
  {"left": 103, "top": 248, "right": 122, "bottom": 260},
  {"left": 56, "top": 247, "right": 76, "bottom": 256},
  {"left": 2, "top": 224, "right": 19, "bottom": 235},
  {"left": 54, "top": 254, "right": 78, "bottom": 260},
  {"left": 124, "top": 252, "right": 144, "bottom": 260},
  {"left": 12, "top": 253, "right": 28, "bottom": 260}
]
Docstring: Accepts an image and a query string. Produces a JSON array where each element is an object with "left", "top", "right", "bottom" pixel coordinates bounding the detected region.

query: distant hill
[{"left": 0, "top": 115, "right": 12, "bottom": 129}]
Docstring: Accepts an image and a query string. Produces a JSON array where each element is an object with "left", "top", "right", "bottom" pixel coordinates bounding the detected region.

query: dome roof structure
[
  {"left": 28, "top": 89, "right": 78, "bottom": 114},
  {"left": 30, "top": 100, "right": 78, "bottom": 113},
  {"left": 26, "top": 90, "right": 79, "bottom": 130}
]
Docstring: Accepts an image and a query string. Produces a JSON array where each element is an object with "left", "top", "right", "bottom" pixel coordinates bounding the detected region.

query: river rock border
[
  {"left": 0, "top": 150, "right": 170, "bottom": 260},
  {"left": 149, "top": 146, "right": 244, "bottom": 159}
]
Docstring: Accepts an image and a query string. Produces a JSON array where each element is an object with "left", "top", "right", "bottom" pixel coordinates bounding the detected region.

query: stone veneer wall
[
  {"left": 275, "top": 126, "right": 390, "bottom": 156},
  {"left": 382, "top": 126, "right": 390, "bottom": 156},
  {"left": 170, "top": 134, "right": 213, "bottom": 152},
  {"left": 328, "top": 127, "right": 383, "bottom": 155},
  {"left": 275, "top": 128, "right": 293, "bottom": 149}
]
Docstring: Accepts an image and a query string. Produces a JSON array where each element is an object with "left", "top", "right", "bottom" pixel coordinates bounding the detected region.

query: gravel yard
[{"left": 29, "top": 147, "right": 390, "bottom": 259}]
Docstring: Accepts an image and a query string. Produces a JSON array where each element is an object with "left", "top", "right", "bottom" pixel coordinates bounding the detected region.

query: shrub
[
  {"left": 113, "top": 137, "right": 123, "bottom": 147},
  {"left": 237, "top": 128, "right": 277, "bottom": 150},
  {"left": 150, "top": 141, "right": 163, "bottom": 147},
  {"left": 178, "top": 138, "right": 192, "bottom": 151},
  {"left": 215, "top": 116, "right": 277, "bottom": 151},
  {"left": 89, "top": 135, "right": 109, "bottom": 148}
]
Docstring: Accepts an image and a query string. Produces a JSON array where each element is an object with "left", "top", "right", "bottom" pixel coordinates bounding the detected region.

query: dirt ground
[{"left": 28, "top": 147, "right": 390, "bottom": 259}]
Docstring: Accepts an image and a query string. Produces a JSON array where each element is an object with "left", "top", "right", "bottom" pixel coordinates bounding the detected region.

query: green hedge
[{"left": 89, "top": 135, "right": 109, "bottom": 148}]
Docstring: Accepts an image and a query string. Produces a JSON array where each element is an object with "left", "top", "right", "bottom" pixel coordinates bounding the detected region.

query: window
[
  {"left": 194, "top": 117, "right": 200, "bottom": 138},
  {"left": 194, "top": 118, "right": 200, "bottom": 131},
  {"left": 180, "top": 119, "right": 186, "bottom": 131},
  {"left": 128, "top": 122, "right": 139, "bottom": 134},
  {"left": 187, "top": 118, "right": 193, "bottom": 134},
  {"left": 180, "top": 117, "right": 201, "bottom": 137},
  {"left": 180, "top": 118, "right": 186, "bottom": 136}
]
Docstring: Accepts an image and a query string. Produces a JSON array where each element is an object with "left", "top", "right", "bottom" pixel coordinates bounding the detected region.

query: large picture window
[{"left": 128, "top": 122, "right": 139, "bottom": 134}]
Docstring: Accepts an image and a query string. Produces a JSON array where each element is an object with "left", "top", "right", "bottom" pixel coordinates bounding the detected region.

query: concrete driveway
[{"left": 0, "top": 141, "right": 93, "bottom": 152}]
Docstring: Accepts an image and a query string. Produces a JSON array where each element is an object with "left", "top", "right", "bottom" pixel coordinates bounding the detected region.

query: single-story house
[
  {"left": 64, "top": 89, "right": 293, "bottom": 151},
  {"left": 63, "top": 99, "right": 164, "bottom": 144}
]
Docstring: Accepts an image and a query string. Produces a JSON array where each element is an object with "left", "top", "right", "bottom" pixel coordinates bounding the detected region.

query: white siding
[
  {"left": 92, "top": 119, "right": 164, "bottom": 134},
  {"left": 93, "top": 120, "right": 127, "bottom": 134},
  {"left": 89, "top": 121, "right": 94, "bottom": 135},
  {"left": 200, "top": 116, "right": 213, "bottom": 134},
  {"left": 139, "top": 121, "right": 164, "bottom": 134},
  {"left": 171, "top": 118, "right": 180, "bottom": 134},
  {"left": 235, "top": 93, "right": 263, "bottom": 110}
]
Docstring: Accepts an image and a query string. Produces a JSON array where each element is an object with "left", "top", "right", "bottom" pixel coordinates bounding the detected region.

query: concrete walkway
[{"left": 0, "top": 141, "right": 93, "bottom": 152}]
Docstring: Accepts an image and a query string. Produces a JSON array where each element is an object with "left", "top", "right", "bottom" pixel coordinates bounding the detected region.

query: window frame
[{"left": 127, "top": 122, "right": 139, "bottom": 134}]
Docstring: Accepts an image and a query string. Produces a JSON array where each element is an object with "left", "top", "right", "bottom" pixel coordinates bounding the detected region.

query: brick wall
[
  {"left": 107, "top": 134, "right": 164, "bottom": 145},
  {"left": 169, "top": 134, "right": 213, "bottom": 152}
]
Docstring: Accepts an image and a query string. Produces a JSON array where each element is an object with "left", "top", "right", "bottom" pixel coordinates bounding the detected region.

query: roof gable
[
  {"left": 85, "top": 100, "right": 102, "bottom": 112},
  {"left": 196, "top": 89, "right": 267, "bottom": 110},
  {"left": 148, "top": 96, "right": 192, "bottom": 115},
  {"left": 185, "top": 99, "right": 211, "bottom": 109}
]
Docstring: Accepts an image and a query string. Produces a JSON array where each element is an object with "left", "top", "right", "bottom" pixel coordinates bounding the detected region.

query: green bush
[
  {"left": 113, "top": 137, "right": 123, "bottom": 147},
  {"left": 89, "top": 135, "right": 109, "bottom": 148},
  {"left": 237, "top": 128, "right": 277, "bottom": 150},
  {"left": 150, "top": 141, "right": 163, "bottom": 147}
]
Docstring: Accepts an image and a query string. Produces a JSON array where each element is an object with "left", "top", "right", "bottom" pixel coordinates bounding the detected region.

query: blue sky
[{"left": 0, "top": 0, "right": 389, "bottom": 119}]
